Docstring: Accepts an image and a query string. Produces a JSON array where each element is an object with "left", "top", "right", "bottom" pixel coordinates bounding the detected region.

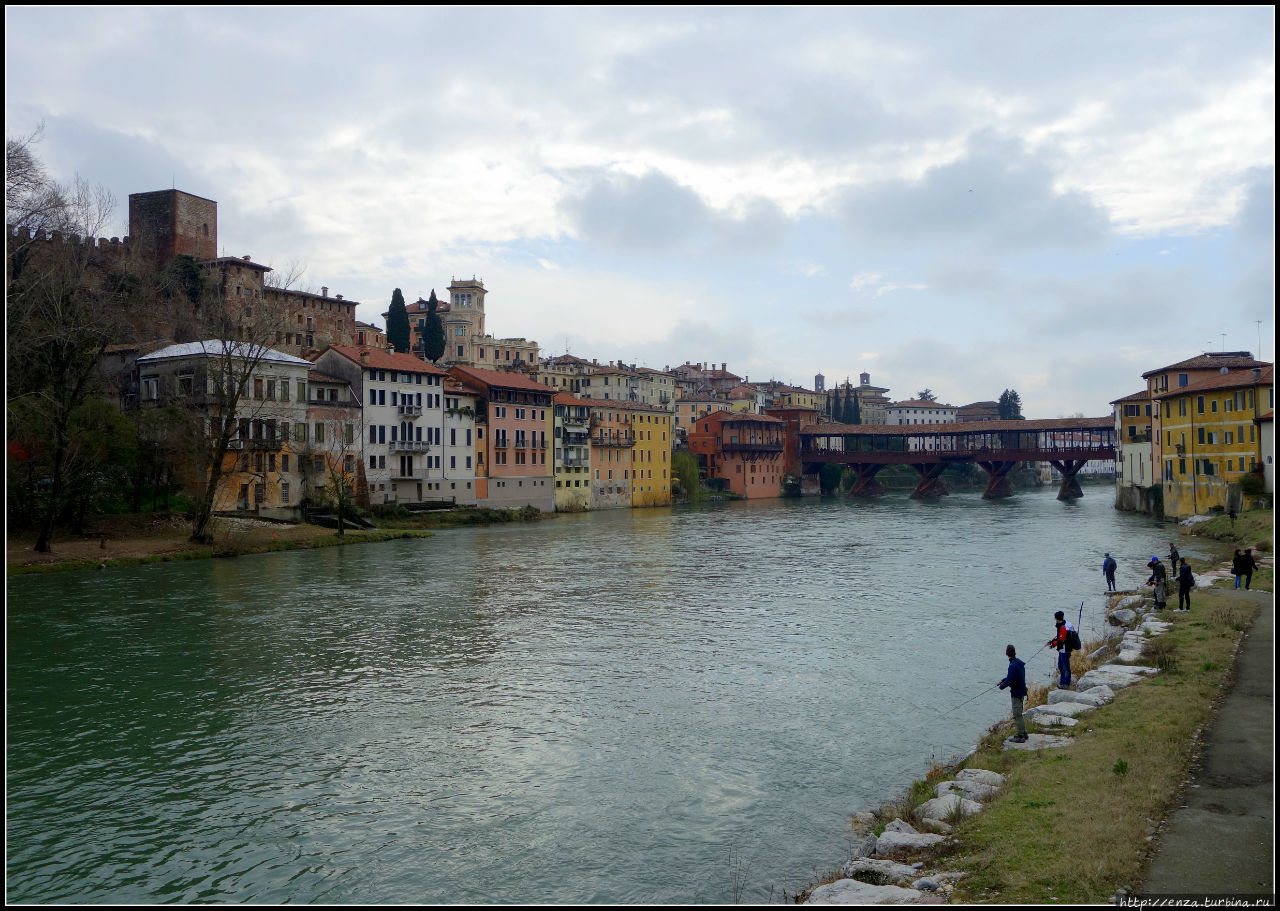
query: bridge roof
[{"left": 801, "top": 417, "right": 1113, "bottom": 435}]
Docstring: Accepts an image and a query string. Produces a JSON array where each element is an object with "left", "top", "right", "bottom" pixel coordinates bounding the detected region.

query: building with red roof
[
  {"left": 687, "top": 411, "right": 787, "bottom": 498},
  {"left": 448, "top": 365, "right": 555, "bottom": 511}
]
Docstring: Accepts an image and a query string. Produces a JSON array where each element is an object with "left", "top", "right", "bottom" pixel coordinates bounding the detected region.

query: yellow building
[
  {"left": 1154, "top": 365, "right": 1273, "bottom": 516},
  {"left": 628, "top": 402, "right": 673, "bottom": 507}
]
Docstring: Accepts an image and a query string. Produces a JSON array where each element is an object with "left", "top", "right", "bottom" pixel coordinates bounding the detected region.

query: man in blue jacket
[
  {"left": 998, "top": 644, "right": 1028, "bottom": 743},
  {"left": 1103, "top": 552, "right": 1117, "bottom": 591}
]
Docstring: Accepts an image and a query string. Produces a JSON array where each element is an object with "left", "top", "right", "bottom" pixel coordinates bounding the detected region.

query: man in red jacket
[{"left": 1047, "top": 610, "right": 1076, "bottom": 689}]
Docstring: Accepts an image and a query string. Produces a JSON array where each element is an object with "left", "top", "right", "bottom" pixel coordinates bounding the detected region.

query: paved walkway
[{"left": 1140, "top": 586, "right": 1274, "bottom": 896}]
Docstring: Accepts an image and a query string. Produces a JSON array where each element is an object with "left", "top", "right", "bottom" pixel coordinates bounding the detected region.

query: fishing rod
[{"left": 937, "top": 683, "right": 1003, "bottom": 716}]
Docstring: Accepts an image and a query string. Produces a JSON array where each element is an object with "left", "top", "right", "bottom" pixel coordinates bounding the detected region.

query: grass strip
[{"left": 940, "top": 586, "right": 1259, "bottom": 904}]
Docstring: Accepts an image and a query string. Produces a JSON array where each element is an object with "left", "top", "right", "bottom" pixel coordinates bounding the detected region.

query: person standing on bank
[
  {"left": 1169, "top": 542, "right": 1180, "bottom": 573},
  {"left": 1241, "top": 548, "right": 1257, "bottom": 590},
  {"left": 1103, "top": 552, "right": 1118, "bottom": 592},
  {"left": 1146, "top": 557, "right": 1168, "bottom": 610},
  {"left": 1176, "top": 558, "right": 1194, "bottom": 611},
  {"left": 998, "top": 644, "right": 1028, "bottom": 743},
  {"left": 1047, "top": 611, "right": 1076, "bottom": 689}
]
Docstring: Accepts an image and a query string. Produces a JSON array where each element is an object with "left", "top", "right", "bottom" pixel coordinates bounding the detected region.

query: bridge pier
[
  {"left": 1050, "top": 459, "right": 1088, "bottom": 500},
  {"left": 909, "top": 462, "right": 949, "bottom": 499},
  {"left": 978, "top": 460, "right": 1019, "bottom": 499},
  {"left": 849, "top": 464, "right": 886, "bottom": 497}
]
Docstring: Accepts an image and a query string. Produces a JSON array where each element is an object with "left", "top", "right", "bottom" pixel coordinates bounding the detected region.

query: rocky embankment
[{"left": 804, "top": 548, "right": 1268, "bottom": 905}]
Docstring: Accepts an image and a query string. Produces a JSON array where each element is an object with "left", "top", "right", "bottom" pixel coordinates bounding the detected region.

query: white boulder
[
  {"left": 915, "top": 795, "right": 981, "bottom": 821},
  {"left": 1077, "top": 664, "right": 1158, "bottom": 690},
  {"left": 937, "top": 779, "right": 999, "bottom": 801},
  {"left": 876, "top": 830, "right": 945, "bottom": 854},
  {"left": 841, "top": 858, "right": 922, "bottom": 883},
  {"left": 1004, "top": 732, "right": 1073, "bottom": 751},
  {"left": 805, "top": 879, "right": 925, "bottom": 904},
  {"left": 955, "top": 768, "right": 1006, "bottom": 788}
]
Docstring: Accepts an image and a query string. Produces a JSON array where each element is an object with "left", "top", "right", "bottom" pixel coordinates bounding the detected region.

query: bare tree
[{"left": 6, "top": 133, "right": 131, "bottom": 552}]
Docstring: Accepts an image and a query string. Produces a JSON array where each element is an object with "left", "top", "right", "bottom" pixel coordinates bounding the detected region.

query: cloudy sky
[{"left": 6, "top": 6, "right": 1274, "bottom": 415}]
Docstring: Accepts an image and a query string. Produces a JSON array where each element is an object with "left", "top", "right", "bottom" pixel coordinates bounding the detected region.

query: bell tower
[{"left": 448, "top": 278, "right": 486, "bottom": 339}]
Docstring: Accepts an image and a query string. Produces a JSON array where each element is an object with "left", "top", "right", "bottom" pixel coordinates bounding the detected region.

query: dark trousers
[
  {"left": 1057, "top": 650, "right": 1071, "bottom": 688},
  {"left": 1178, "top": 583, "right": 1191, "bottom": 610},
  {"left": 1105, "top": 571, "right": 1116, "bottom": 591}
]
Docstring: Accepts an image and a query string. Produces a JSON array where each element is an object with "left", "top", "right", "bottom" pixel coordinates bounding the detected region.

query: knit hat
[{"left": 1054, "top": 610, "right": 1065, "bottom": 620}]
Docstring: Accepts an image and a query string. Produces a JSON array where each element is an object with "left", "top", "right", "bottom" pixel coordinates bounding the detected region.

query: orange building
[
  {"left": 582, "top": 399, "right": 636, "bottom": 509},
  {"left": 687, "top": 411, "right": 787, "bottom": 498}
]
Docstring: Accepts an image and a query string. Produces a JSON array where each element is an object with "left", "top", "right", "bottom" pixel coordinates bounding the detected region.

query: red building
[{"left": 687, "top": 410, "right": 787, "bottom": 498}]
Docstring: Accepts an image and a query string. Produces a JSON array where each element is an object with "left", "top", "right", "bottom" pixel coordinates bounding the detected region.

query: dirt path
[{"left": 7, "top": 514, "right": 335, "bottom": 572}]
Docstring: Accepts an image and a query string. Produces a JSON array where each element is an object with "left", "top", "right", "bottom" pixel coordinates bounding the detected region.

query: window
[
  {"left": 142, "top": 376, "right": 159, "bottom": 400},
  {"left": 315, "top": 423, "right": 325, "bottom": 444}
]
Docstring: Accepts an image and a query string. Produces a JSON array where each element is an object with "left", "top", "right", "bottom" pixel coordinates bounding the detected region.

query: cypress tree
[
  {"left": 423, "top": 289, "right": 446, "bottom": 362},
  {"left": 851, "top": 392, "right": 861, "bottom": 425},
  {"left": 843, "top": 385, "right": 855, "bottom": 424},
  {"left": 387, "top": 288, "right": 410, "bottom": 354}
]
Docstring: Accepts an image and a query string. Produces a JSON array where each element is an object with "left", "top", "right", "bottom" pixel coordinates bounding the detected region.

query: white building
[
  {"left": 312, "top": 345, "right": 450, "bottom": 505},
  {"left": 886, "top": 400, "right": 958, "bottom": 426}
]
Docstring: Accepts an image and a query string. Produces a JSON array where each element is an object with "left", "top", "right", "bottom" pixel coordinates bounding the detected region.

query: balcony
[
  {"left": 592, "top": 431, "right": 636, "bottom": 447},
  {"left": 561, "top": 456, "right": 589, "bottom": 468},
  {"left": 389, "top": 439, "right": 432, "bottom": 453},
  {"left": 398, "top": 404, "right": 423, "bottom": 417},
  {"left": 228, "top": 438, "right": 284, "bottom": 451},
  {"left": 723, "top": 439, "right": 784, "bottom": 453},
  {"left": 391, "top": 467, "right": 428, "bottom": 480}
]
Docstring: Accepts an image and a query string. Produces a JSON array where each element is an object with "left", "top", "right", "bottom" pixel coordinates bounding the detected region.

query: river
[{"left": 6, "top": 489, "right": 1181, "bottom": 904}]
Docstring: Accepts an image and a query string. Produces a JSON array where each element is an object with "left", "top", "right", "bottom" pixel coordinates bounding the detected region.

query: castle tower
[
  {"left": 814, "top": 372, "right": 825, "bottom": 393},
  {"left": 128, "top": 190, "right": 218, "bottom": 266},
  {"left": 448, "top": 278, "right": 486, "bottom": 339}
]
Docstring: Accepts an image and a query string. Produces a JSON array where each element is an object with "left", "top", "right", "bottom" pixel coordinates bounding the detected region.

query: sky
[{"left": 5, "top": 6, "right": 1274, "bottom": 416}]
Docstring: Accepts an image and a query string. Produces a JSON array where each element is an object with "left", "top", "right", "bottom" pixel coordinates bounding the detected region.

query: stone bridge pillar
[
  {"left": 978, "top": 460, "right": 1019, "bottom": 499},
  {"left": 849, "top": 463, "right": 886, "bottom": 497},
  {"left": 908, "top": 462, "right": 948, "bottom": 499},
  {"left": 1050, "top": 459, "right": 1088, "bottom": 500}
]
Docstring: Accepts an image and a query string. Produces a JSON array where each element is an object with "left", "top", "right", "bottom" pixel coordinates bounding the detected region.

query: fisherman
[
  {"left": 1168, "top": 542, "right": 1180, "bottom": 572},
  {"left": 1176, "top": 558, "right": 1194, "bottom": 611},
  {"left": 1102, "top": 552, "right": 1118, "bottom": 591},
  {"left": 997, "top": 644, "right": 1028, "bottom": 743},
  {"left": 1046, "top": 610, "right": 1076, "bottom": 689},
  {"left": 1146, "top": 557, "right": 1168, "bottom": 610}
]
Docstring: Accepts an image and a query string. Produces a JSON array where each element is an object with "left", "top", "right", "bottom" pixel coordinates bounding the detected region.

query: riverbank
[
  {"left": 6, "top": 513, "right": 435, "bottom": 576},
  {"left": 800, "top": 515, "right": 1273, "bottom": 904}
]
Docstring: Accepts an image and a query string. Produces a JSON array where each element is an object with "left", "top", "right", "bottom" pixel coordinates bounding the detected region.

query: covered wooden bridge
[{"left": 798, "top": 417, "right": 1116, "bottom": 499}]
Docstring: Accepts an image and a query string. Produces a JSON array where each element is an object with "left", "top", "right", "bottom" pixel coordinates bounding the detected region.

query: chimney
[
  {"left": 722, "top": 362, "right": 726, "bottom": 373},
  {"left": 360, "top": 350, "right": 370, "bottom": 365},
  {"left": 336, "top": 294, "right": 343, "bottom": 301},
  {"left": 322, "top": 287, "right": 329, "bottom": 297},
  {"left": 242, "top": 255, "right": 251, "bottom": 261}
]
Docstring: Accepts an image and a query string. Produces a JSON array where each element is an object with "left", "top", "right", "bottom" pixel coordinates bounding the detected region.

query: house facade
[
  {"left": 1154, "top": 365, "right": 1273, "bottom": 516},
  {"left": 134, "top": 340, "right": 312, "bottom": 515},
  {"left": 687, "top": 411, "right": 787, "bottom": 499},
  {"left": 311, "top": 345, "right": 450, "bottom": 505},
  {"left": 553, "top": 392, "right": 593, "bottom": 511},
  {"left": 586, "top": 400, "right": 635, "bottom": 510},
  {"left": 449, "top": 365, "right": 555, "bottom": 511}
]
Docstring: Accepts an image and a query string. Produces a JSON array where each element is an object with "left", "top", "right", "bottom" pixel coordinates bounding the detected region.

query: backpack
[{"left": 1066, "top": 628, "right": 1082, "bottom": 652}]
